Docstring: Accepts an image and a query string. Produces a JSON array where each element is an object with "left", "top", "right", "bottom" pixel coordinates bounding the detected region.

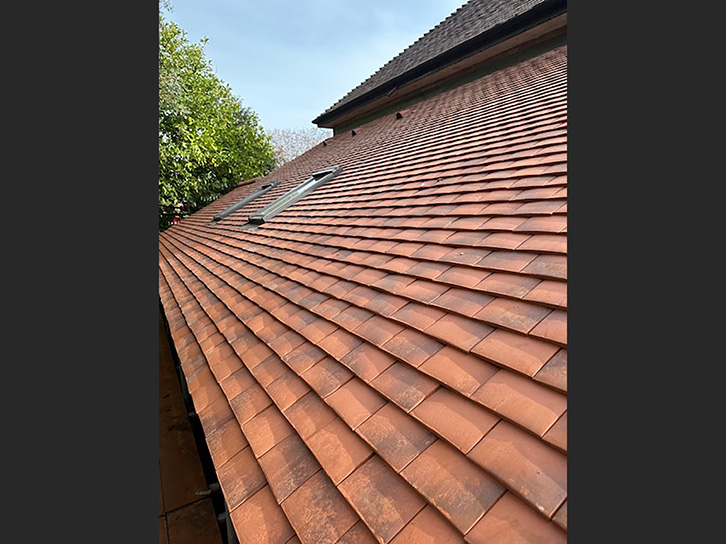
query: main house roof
[{"left": 159, "top": 6, "right": 567, "bottom": 543}]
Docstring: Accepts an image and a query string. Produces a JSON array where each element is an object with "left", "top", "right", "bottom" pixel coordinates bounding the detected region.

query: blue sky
[{"left": 163, "top": 0, "right": 468, "bottom": 131}]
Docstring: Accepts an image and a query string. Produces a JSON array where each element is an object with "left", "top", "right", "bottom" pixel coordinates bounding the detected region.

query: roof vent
[
  {"left": 395, "top": 112, "right": 403, "bottom": 120},
  {"left": 351, "top": 130, "right": 357, "bottom": 136}
]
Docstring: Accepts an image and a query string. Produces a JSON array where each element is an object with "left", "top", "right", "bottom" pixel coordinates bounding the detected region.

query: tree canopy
[
  {"left": 268, "top": 126, "right": 332, "bottom": 166},
  {"left": 159, "top": 12, "right": 276, "bottom": 230}
]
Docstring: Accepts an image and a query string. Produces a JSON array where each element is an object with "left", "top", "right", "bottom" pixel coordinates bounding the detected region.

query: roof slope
[
  {"left": 159, "top": 44, "right": 567, "bottom": 543},
  {"left": 314, "top": 0, "right": 551, "bottom": 123}
]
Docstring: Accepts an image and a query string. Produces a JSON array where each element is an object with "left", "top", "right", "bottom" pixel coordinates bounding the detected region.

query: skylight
[
  {"left": 248, "top": 166, "right": 343, "bottom": 225},
  {"left": 211, "top": 181, "right": 278, "bottom": 223}
]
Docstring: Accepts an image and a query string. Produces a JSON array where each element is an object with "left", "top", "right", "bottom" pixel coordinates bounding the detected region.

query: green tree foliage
[{"left": 159, "top": 13, "right": 277, "bottom": 230}]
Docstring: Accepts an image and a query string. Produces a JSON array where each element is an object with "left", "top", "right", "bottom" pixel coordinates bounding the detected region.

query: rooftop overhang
[{"left": 313, "top": 0, "right": 566, "bottom": 131}]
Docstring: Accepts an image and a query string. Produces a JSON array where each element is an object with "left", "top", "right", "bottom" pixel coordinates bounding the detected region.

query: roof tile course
[
  {"left": 280, "top": 470, "right": 361, "bottom": 544},
  {"left": 400, "top": 440, "right": 505, "bottom": 533},
  {"left": 465, "top": 493, "right": 566, "bottom": 543},
  {"left": 159, "top": 36, "right": 566, "bottom": 543},
  {"left": 338, "top": 456, "right": 426, "bottom": 543},
  {"left": 228, "top": 486, "right": 296, "bottom": 544},
  {"left": 468, "top": 421, "right": 566, "bottom": 518},
  {"left": 257, "top": 433, "right": 320, "bottom": 503},
  {"left": 356, "top": 403, "right": 437, "bottom": 472}
]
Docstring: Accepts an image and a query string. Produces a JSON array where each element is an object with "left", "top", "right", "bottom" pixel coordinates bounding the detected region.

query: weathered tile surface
[{"left": 159, "top": 22, "right": 567, "bottom": 543}]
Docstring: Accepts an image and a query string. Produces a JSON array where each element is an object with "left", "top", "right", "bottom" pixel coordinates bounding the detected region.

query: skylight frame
[
  {"left": 211, "top": 181, "right": 278, "bottom": 223},
  {"left": 248, "top": 166, "right": 343, "bottom": 225}
]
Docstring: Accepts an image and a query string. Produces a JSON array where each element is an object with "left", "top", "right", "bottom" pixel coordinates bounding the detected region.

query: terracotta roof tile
[
  {"left": 205, "top": 414, "right": 249, "bottom": 468},
  {"left": 419, "top": 346, "right": 498, "bottom": 396},
  {"left": 517, "top": 233, "right": 567, "bottom": 254},
  {"left": 328, "top": 306, "right": 372, "bottom": 332},
  {"left": 230, "top": 384, "right": 273, "bottom": 425},
  {"left": 282, "top": 343, "right": 327, "bottom": 374},
  {"left": 186, "top": 365, "right": 218, "bottom": 395},
  {"left": 411, "top": 388, "right": 499, "bottom": 454},
  {"left": 300, "top": 356, "right": 354, "bottom": 398},
  {"left": 248, "top": 355, "right": 287, "bottom": 388},
  {"left": 228, "top": 486, "right": 295, "bottom": 544},
  {"left": 478, "top": 251, "right": 537, "bottom": 273},
  {"left": 265, "top": 371, "right": 311, "bottom": 411},
  {"left": 218, "top": 366, "right": 256, "bottom": 400},
  {"left": 281, "top": 471, "right": 360, "bottom": 543},
  {"left": 338, "top": 456, "right": 426, "bottom": 543},
  {"left": 401, "top": 440, "right": 505, "bottom": 533},
  {"left": 468, "top": 421, "right": 566, "bottom": 517},
  {"left": 475, "top": 272, "right": 541, "bottom": 299},
  {"left": 372, "top": 273, "right": 417, "bottom": 294},
  {"left": 397, "top": 278, "right": 451, "bottom": 304},
  {"left": 465, "top": 493, "right": 566, "bottom": 543},
  {"left": 361, "top": 292, "right": 410, "bottom": 317},
  {"left": 406, "top": 261, "right": 452, "bottom": 279},
  {"left": 381, "top": 257, "right": 420, "bottom": 274},
  {"left": 371, "top": 362, "right": 439, "bottom": 412},
  {"left": 338, "top": 522, "right": 379, "bottom": 544},
  {"left": 242, "top": 405, "right": 295, "bottom": 458},
  {"left": 543, "top": 412, "right": 567, "bottom": 453},
  {"left": 515, "top": 214, "right": 567, "bottom": 234},
  {"left": 430, "top": 288, "right": 495, "bottom": 318},
  {"left": 471, "top": 368, "right": 566, "bottom": 436},
  {"left": 340, "top": 342, "right": 397, "bottom": 382},
  {"left": 243, "top": 342, "right": 277, "bottom": 368},
  {"left": 529, "top": 309, "right": 567, "bottom": 346},
  {"left": 523, "top": 279, "right": 567, "bottom": 308},
  {"left": 533, "top": 348, "right": 567, "bottom": 392},
  {"left": 306, "top": 418, "right": 374, "bottom": 485},
  {"left": 354, "top": 315, "right": 406, "bottom": 346},
  {"left": 257, "top": 433, "right": 320, "bottom": 503},
  {"left": 345, "top": 285, "right": 384, "bottom": 307},
  {"left": 521, "top": 254, "right": 567, "bottom": 280},
  {"left": 391, "top": 302, "right": 446, "bottom": 330},
  {"left": 216, "top": 447, "right": 267, "bottom": 511},
  {"left": 283, "top": 391, "right": 338, "bottom": 440},
  {"left": 326, "top": 378, "right": 387, "bottom": 429},
  {"left": 424, "top": 313, "right": 494, "bottom": 352},
  {"left": 474, "top": 298, "right": 551, "bottom": 334},
  {"left": 436, "top": 266, "right": 491, "bottom": 288},
  {"left": 298, "top": 318, "right": 339, "bottom": 344},
  {"left": 382, "top": 328, "right": 445, "bottom": 367},
  {"left": 357, "top": 403, "right": 437, "bottom": 472},
  {"left": 553, "top": 500, "right": 567, "bottom": 533},
  {"left": 389, "top": 506, "right": 463, "bottom": 544},
  {"left": 471, "top": 329, "right": 559, "bottom": 376},
  {"left": 318, "top": 328, "right": 364, "bottom": 360},
  {"left": 310, "top": 298, "right": 349, "bottom": 320}
]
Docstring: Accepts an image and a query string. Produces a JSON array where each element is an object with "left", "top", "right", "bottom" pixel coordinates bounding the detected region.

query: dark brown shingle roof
[
  {"left": 159, "top": 42, "right": 567, "bottom": 543},
  {"left": 314, "top": 0, "right": 555, "bottom": 124}
]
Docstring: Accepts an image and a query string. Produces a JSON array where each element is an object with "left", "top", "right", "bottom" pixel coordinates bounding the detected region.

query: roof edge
[{"left": 313, "top": 0, "right": 566, "bottom": 128}]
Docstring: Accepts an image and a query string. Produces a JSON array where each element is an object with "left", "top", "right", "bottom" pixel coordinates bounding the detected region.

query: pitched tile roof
[
  {"left": 159, "top": 41, "right": 567, "bottom": 543},
  {"left": 314, "top": 0, "right": 558, "bottom": 125}
]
